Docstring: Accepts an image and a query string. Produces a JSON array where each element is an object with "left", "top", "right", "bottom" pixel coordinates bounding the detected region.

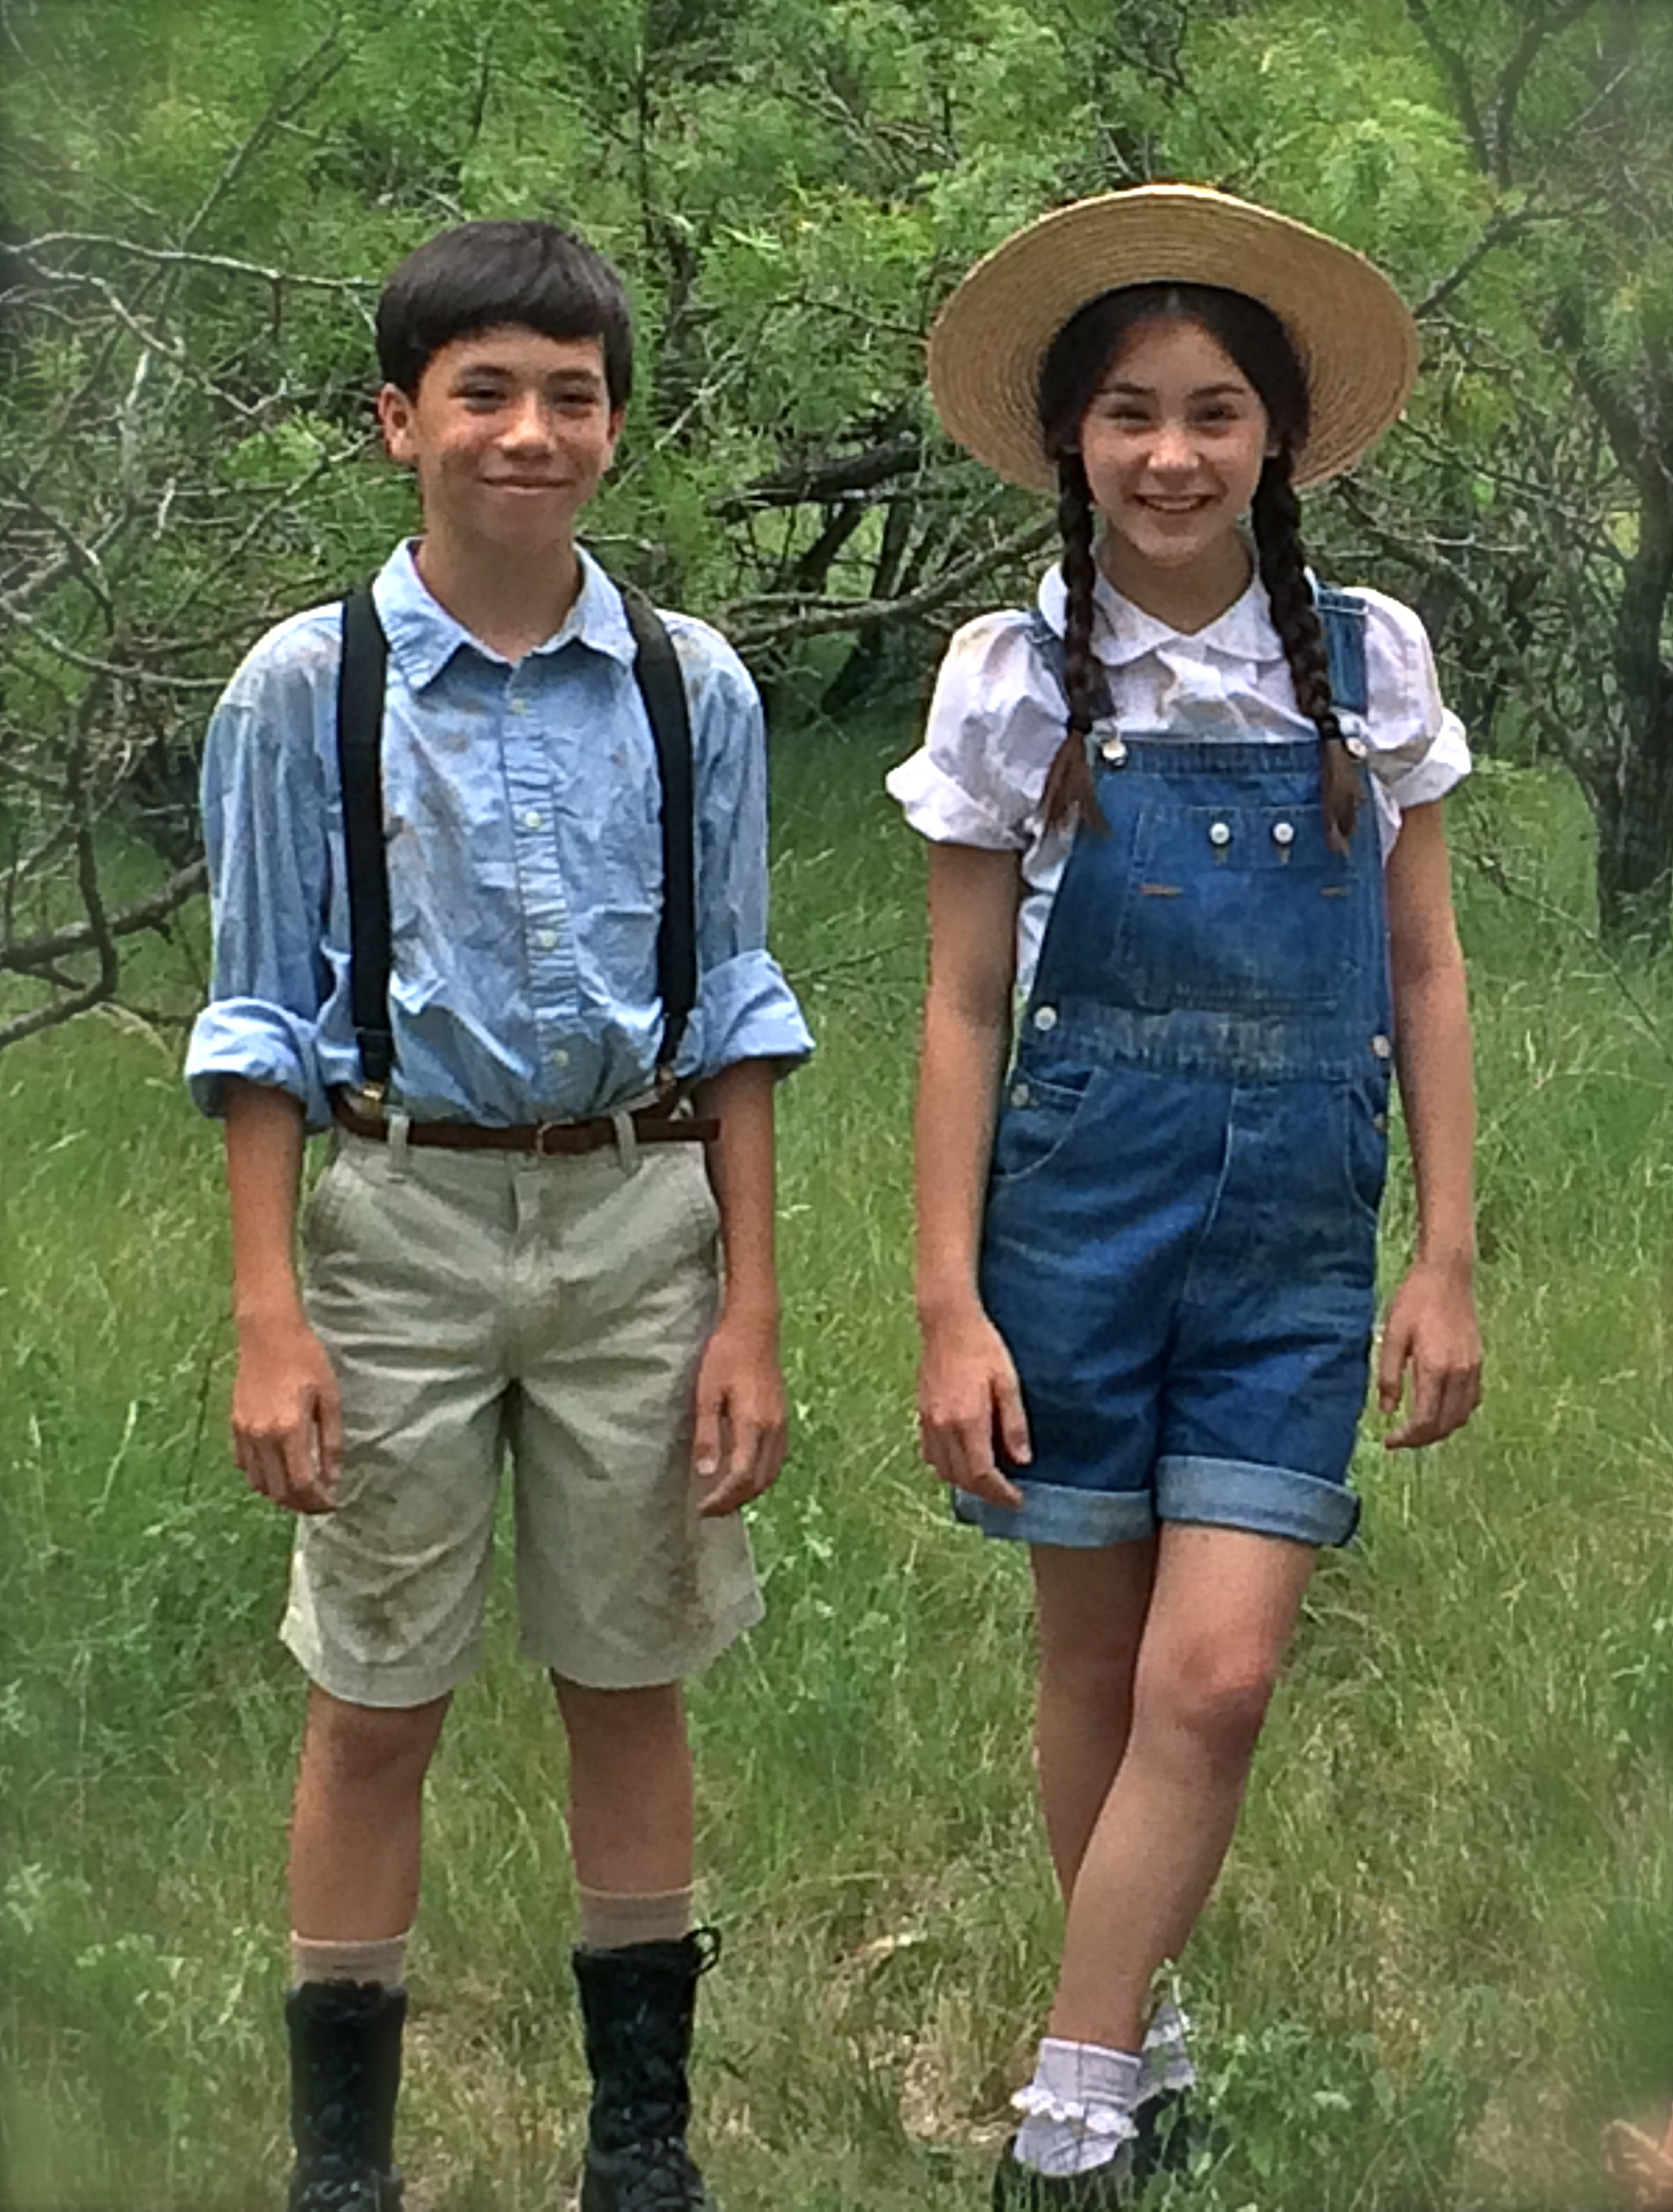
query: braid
[
  {"left": 1040, "top": 452, "right": 1107, "bottom": 835},
  {"left": 1250, "top": 453, "right": 1362, "bottom": 852}
]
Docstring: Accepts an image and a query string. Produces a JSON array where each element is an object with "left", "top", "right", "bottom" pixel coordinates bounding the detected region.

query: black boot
[
  {"left": 285, "top": 1980, "right": 406, "bottom": 2211},
  {"left": 1130, "top": 2088, "right": 1198, "bottom": 2183},
  {"left": 991, "top": 2140, "right": 1137, "bottom": 2209},
  {"left": 571, "top": 1930, "right": 718, "bottom": 2211}
]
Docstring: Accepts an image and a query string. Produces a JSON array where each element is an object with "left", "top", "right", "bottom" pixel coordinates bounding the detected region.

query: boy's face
[{"left": 377, "top": 325, "right": 624, "bottom": 555}]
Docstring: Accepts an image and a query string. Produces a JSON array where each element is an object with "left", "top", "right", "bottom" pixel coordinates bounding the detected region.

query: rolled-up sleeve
[
  {"left": 676, "top": 623, "right": 813, "bottom": 1080},
  {"left": 185, "top": 645, "right": 335, "bottom": 1125}
]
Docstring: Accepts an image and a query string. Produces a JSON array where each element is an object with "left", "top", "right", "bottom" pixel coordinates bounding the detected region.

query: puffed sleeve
[
  {"left": 886, "top": 611, "right": 1059, "bottom": 849},
  {"left": 1352, "top": 588, "right": 1471, "bottom": 812}
]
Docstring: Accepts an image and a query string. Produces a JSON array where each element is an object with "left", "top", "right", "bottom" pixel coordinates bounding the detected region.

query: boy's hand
[
  {"left": 916, "top": 1300, "right": 1029, "bottom": 1509},
  {"left": 1377, "top": 1258, "right": 1482, "bottom": 1449},
  {"left": 232, "top": 1307, "right": 343, "bottom": 1514},
  {"left": 693, "top": 1308, "right": 787, "bottom": 1516}
]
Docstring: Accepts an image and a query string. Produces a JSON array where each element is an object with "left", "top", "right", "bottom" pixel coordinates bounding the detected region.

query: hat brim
[{"left": 927, "top": 186, "right": 1419, "bottom": 492}]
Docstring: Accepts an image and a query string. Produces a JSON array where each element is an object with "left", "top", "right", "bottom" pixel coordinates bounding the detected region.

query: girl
[{"left": 889, "top": 186, "right": 1483, "bottom": 2207}]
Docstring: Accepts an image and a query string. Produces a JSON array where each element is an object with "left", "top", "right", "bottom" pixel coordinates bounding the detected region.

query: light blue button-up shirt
[{"left": 187, "top": 541, "right": 812, "bottom": 1127}]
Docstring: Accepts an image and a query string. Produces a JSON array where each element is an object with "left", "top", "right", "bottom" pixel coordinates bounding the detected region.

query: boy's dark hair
[
  {"left": 376, "top": 220, "right": 634, "bottom": 408},
  {"left": 1035, "top": 281, "right": 1361, "bottom": 851}
]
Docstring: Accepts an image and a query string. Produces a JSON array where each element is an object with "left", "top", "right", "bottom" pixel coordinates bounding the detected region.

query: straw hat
[{"left": 927, "top": 184, "right": 1419, "bottom": 492}]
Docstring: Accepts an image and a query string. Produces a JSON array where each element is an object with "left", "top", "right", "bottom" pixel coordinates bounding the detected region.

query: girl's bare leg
[
  {"left": 1040, "top": 1524, "right": 1316, "bottom": 2052},
  {"left": 1030, "top": 1538, "right": 1157, "bottom": 1900}
]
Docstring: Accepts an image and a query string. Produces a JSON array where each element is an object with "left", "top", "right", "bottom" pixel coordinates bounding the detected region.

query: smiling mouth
[{"left": 1138, "top": 496, "right": 1211, "bottom": 513}]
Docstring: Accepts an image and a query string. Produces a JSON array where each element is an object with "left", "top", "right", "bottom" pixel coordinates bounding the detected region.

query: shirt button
[
  {"left": 1011, "top": 1082, "right": 1031, "bottom": 1108},
  {"left": 1272, "top": 820, "right": 1295, "bottom": 848},
  {"left": 1098, "top": 734, "right": 1128, "bottom": 765},
  {"left": 509, "top": 698, "right": 530, "bottom": 717},
  {"left": 553, "top": 1047, "right": 570, "bottom": 1068},
  {"left": 1209, "top": 821, "right": 1232, "bottom": 848},
  {"left": 1371, "top": 1111, "right": 1388, "bottom": 1134},
  {"left": 537, "top": 928, "right": 558, "bottom": 949},
  {"left": 522, "top": 810, "right": 544, "bottom": 831},
  {"left": 1370, "top": 1033, "right": 1392, "bottom": 1060},
  {"left": 1033, "top": 1005, "right": 1058, "bottom": 1032}
]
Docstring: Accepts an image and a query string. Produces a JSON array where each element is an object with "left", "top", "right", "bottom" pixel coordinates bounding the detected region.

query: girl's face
[{"left": 1077, "top": 316, "right": 1273, "bottom": 582}]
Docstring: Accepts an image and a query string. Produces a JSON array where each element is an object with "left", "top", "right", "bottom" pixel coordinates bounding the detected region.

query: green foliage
[{"left": 6, "top": 741, "right": 1673, "bottom": 2208}]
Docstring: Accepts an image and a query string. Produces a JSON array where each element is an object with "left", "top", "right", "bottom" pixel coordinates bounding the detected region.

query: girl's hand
[
  {"left": 1377, "top": 1259, "right": 1482, "bottom": 1449},
  {"left": 917, "top": 1301, "right": 1030, "bottom": 1508}
]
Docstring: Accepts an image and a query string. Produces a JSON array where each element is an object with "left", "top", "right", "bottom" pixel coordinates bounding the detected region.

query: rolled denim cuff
[
  {"left": 1155, "top": 1454, "right": 1360, "bottom": 1548},
  {"left": 952, "top": 1478, "right": 1156, "bottom": 1548}
]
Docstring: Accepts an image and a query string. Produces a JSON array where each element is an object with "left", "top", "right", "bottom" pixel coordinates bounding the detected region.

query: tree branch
[
  {"left": 731, "top": 512, "right": 1057, "bottom": 652},
  {"left": 1406, "top": 0, "right": 1492, "bottom": 173},
  {"left": 1, "top": 859, "right": 207, "bottom": 978}
]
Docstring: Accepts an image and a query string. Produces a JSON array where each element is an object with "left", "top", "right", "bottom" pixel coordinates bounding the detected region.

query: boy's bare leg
[
  {"left": 1031, "top": 1537, "right": 1158, "bottom": 1901},
  {"left": 289, "top": 1686, "right": 451, "bottom": 1939},
  {"left": 1043, "top": 1525, "right": 1315, "bottom": 2054},
  {"left": 552, "top": 1675, "right": 694, "bottom": 1896}
]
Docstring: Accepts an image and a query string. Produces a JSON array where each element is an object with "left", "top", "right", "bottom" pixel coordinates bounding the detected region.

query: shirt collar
[
  {"left": 371, "top": 540, "right": 639, "bottom": 691},
  {"left": 1034, "top": 558, "right": 1287, "bottom": 670}
]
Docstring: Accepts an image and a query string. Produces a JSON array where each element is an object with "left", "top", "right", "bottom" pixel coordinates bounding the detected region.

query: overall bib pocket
[{"left": 1108, "top": 800, "right": 1358, "bottom": 1018}]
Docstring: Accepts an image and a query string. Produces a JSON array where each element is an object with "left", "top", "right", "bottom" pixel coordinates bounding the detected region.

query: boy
[{"left": 186, "top": 220, "right": 812, "bottom": 2211}]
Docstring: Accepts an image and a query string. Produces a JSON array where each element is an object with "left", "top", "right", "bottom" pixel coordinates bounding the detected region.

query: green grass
[{"left": 5, "top": 728, "right": 1673, "bottom": 2209}]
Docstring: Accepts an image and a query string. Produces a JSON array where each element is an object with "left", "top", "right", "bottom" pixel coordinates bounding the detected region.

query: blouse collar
[{"left": 1034, "top": 558, "right": 1288, "bottom": 671}]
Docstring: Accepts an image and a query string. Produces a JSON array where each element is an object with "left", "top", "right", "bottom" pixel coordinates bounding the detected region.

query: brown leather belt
[{"left": 331, "top": 1092, "right": 718, "bottom": 1155}]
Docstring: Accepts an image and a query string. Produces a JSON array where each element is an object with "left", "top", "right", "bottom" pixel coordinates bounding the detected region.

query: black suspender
[
  {"left": 333, "top": 579, "right": 698, "bottom": 1102},
  {"left": 620, "top": 586, "right": 697, "bottom": 1080},
  {"left": 336, "top": 587, "right": 395, "bottom": 1094}
]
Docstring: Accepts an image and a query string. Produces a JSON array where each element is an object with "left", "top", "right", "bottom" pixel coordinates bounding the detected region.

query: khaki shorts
[{"left": 283, "top": 1129, "right": 761, "bottom": 1705}]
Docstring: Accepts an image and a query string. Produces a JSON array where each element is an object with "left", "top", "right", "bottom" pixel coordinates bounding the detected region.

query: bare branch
[
  {"left": 1, "top": 859, "right": 207, "bottom": 979},
  {"left": 1406, "top": 0, "right": 1492, "bottom": 173},
  {"left": 1494, "top": 0, "right": 1599, "bottom": 187},
  {"left": 18, "top": 230, "right": 376, "bottom": 301},
  {"left": 731, "top": 512, "right": 1057, "bottom": 652},
  {"left": 4, "top": 600, "right": 226, "bottom": 691}
]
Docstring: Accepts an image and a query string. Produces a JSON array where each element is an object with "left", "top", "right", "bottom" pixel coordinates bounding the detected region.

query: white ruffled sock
[
  {"left": 1012, "top": 2037, "right": 1143, "bottom": 2178},
  {"left": 1137, "top": 1996, "right": 1196, "bottom": 2104}
]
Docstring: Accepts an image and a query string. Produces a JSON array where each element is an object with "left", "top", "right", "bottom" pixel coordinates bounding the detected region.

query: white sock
[
  {"left": 1137, "top": 1996, "right": 1196, "bottom": 2103},
  {"left": 1012, "top": 2037, "right": 1143, "bottom": 2178}
]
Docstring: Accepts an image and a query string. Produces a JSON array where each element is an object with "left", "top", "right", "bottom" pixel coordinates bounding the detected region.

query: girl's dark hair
[
  {"left": 1035, "top": 282, "right": 1362, "bottom": 848},
  {"left": 376, "top": 220, "right": 634, "bottom": 406}
]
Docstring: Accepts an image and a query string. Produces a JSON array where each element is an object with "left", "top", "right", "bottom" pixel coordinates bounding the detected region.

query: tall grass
[{"left": 4, "top": 729, "right": 1673, "bottom": 2209}]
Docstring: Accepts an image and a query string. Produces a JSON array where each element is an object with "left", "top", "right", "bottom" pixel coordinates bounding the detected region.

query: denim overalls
[{"left": 971, "top": 593, "right": 1391, "bottom": 1551}]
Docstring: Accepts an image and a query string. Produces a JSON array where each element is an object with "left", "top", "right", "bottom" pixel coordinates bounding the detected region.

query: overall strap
[
  {"left": 1025, "top": 607, "right": 1114, "bottom": 725},
  {"left": 336, "top": 584, "right": 395, "bottom": 1096},
  {"left": 1313, "top": 586, "right": 1369, "bottom": 717},
  {"left": 620, "top": 587, "right": 697, "bottom": 1083}
]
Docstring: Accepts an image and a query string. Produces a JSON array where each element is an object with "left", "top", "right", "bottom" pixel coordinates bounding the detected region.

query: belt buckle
[{"left": 533, "top": 1120, "right": 563, "bottom": 1156}]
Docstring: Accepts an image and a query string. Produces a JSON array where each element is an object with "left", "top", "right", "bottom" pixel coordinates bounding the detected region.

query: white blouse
[{"left": 887, "top": 563, "right": 1470, "bottom": 998}]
